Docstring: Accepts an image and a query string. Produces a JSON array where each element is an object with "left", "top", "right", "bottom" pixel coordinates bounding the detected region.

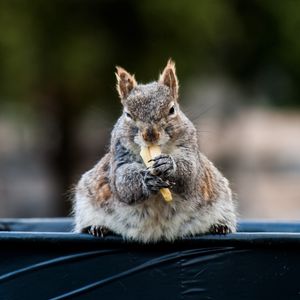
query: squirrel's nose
[{"left": 142, "top": 127, "right": 160, "bottom": 143}]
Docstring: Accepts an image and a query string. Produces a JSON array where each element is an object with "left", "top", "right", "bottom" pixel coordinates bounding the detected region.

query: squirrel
[{"left": 73, "top": 59, "right": 237, "bottom": 242}]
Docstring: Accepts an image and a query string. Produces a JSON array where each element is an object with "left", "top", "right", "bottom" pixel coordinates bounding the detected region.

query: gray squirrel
[{"left": 73, "top": 59, "right": 237, "bottom": 242}]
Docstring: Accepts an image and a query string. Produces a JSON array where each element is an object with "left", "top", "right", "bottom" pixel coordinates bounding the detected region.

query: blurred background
[{"left": 0, "top": 0, "right": 299, "bottom": 219}]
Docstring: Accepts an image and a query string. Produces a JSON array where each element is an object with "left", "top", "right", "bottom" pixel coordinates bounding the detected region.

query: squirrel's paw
[
  {"left": 149, "top": 154, "right": 176, "bottom": 180},
  {"left": 209, "top": 224, "right": 232, "bottom": 235},
  {"left": 85, "top": 225, "right": 113, "bottom": 237},
  {"left": 142, "top": 170, "right": 170, "bottom": 193}
]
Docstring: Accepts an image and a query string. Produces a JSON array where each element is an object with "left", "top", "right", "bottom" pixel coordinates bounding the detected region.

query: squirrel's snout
[{"left": 142, "top": 127, "right": 160, "bottom": 143}]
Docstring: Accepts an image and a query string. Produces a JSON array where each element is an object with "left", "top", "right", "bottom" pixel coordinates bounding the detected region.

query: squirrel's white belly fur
[{"left": 74, "top": 189, "right": 236, "bottom": 243}]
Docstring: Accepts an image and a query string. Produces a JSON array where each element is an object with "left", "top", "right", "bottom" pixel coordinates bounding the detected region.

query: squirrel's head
[{"left": 115, "top": 59, "right": 183, "bottom": 147}]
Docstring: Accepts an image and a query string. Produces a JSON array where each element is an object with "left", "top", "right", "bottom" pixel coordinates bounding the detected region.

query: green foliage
[{"left": 0, "top": 0, "right": 300, "bottom": 109}]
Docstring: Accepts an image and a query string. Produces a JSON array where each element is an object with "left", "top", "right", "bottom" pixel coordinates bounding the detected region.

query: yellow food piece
[{"left": 140, "top": 145, "right": 173, "bottom": 202}]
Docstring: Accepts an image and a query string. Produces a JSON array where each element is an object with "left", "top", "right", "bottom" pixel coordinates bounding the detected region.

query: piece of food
[{"left": 140, "top": 145, "right": 173, "bottom": 202}]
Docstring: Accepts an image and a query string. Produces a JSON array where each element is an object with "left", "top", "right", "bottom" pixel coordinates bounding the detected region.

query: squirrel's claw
[
  {"left": 87, "top": 225, "right": 112, "bottom": 237},
  {"left": 148, "top": 154, "right": 169, "bottom": 163},
  {"left": 150, "top": 154, "right": 176, "bottom": 179},
  {"left": 209, "top": 224, "right": 232, "bottom": 235},
  {"left": 143, "top": 170, "right": 170, "bottom": 192}
]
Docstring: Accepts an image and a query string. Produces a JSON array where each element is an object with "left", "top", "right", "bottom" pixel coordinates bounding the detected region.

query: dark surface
[{"left": 0, "top": 219, "right": 300, "bottom": 300}]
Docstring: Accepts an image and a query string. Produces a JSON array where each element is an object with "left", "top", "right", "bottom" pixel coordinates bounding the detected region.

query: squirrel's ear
[
  {"left": 115, "top": 66, "right": 137, "bottom": 100},
  {"left": 158, "top": 59, "right": 179, "bottom": 100}
]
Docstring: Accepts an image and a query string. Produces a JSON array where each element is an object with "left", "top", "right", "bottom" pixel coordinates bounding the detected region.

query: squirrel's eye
[
  {"left": 125, "top": 112, "right": 132, "bottom": 119},
  {"left": 169, "top": 106, "right": 175, "bottom": 115}
]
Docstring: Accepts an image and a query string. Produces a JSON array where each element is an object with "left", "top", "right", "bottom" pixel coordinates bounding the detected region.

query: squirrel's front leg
[
  {"left": 114, "top": 163, "right": 170, "bottom": 204},
  {"left": 150, "top": 151, "right": 197, "bottom": 195},
  {"left": 149, "top": 154, "right": 176, "bottom": 180}
]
